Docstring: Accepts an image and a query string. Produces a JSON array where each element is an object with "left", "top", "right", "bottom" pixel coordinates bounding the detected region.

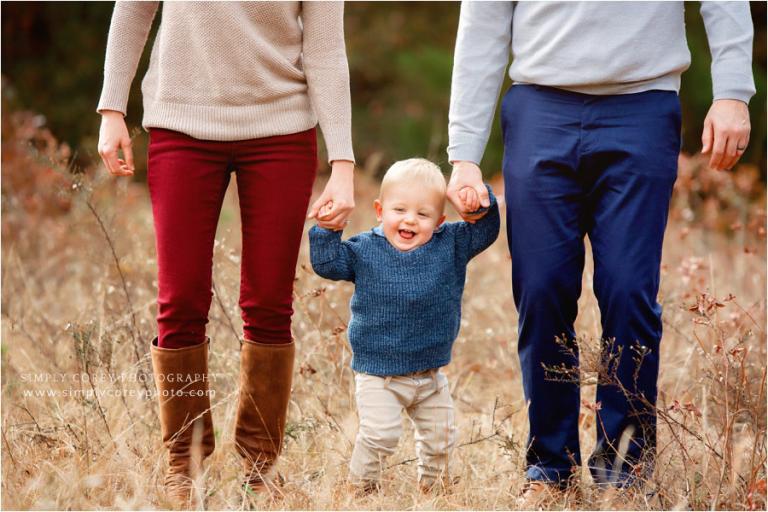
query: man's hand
[
  {"left": 308, "top": 160, "right": 355, "bottom": 231},
  {"left": 701, "top": 99, "right": 751, "bottom": 171},
  {"left": 98, "top": 110, "right": 135, "bottom": 176},
  {"left": 447, "top": 161, "right": 489, "bottom": 223}
]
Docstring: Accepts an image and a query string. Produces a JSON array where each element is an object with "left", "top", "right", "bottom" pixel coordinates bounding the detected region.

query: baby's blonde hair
[{"left": 380, "top": 158, "right": 446, "bottom": 205}]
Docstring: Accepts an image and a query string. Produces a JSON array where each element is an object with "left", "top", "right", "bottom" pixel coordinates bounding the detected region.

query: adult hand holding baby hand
[
  {"left": 308, "top": 160, "right": 355, "bottom": 231},
  {"left": 459, "top": 187, "right": 480, "bottom": 213},
  {"left": 447, "top": 161, "right": 490, "bottom": 224}
]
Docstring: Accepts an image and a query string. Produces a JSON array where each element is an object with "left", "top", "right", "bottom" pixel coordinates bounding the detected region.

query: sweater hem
[
  {"left": 141, "top": 95, "right": 319, "bottom": 142},
  {"left": 351, "top": 357, "right": 452, "bottom": 377},
  {"left": 512, "top": 73, "right": 682, "bottom": 96}
]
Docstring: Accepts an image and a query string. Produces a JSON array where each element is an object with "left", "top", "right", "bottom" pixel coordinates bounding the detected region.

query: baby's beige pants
[{"left": 349, "top": 369, "right": 457, "bottom": 486}]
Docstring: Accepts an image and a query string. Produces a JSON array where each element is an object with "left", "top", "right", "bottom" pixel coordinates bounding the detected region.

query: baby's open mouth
[{"left": 398, "top": 229, "right": 416, "bottom": 240}]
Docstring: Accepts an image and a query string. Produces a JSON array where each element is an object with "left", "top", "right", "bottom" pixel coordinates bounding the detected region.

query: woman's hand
[
  {"left": 308, "top": 160, "right": 355, "bottom": 231},
  {"left": 98, "top": 110, "right": 135, "bottom": 176}
]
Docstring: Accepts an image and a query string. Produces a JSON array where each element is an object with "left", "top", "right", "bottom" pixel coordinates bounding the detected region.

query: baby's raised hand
[
  {"left": 458, "top": 186, "right": 479, "bottom": 213},
  {"left": 318, "top": 200, "right": 334, "bottom": 219},
  {"left": 317, "top": 200, "right": 347, "bottom": 231}
]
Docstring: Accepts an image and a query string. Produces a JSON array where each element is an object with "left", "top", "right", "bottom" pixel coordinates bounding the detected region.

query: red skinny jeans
[{"left": 147, "top": 127, "right": 317, "bottom": 349}]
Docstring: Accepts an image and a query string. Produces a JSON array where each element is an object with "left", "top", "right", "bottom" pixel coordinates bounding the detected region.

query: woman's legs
[
  {"left": 149, "top": 125, "right": 316, "bottom": 347},
  {"left": 148, "top": 128, "right": 232, "bottom": 349},
  {"left": 231, "top": 127, "right": 317, "bottom": 489},
  {"left": 147, "top": 127, "right": 231, "bottom": 505},
  {"left": 234, "top": 127, "right": 318, "bottom": 344},
  {"left": 148, "top": 125, "right": 317, "bottom": 494}
]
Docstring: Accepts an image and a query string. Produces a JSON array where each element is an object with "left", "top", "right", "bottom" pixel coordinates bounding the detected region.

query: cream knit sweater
[{"left": 97, "top": 1, "right": 354, "bottom": 162}]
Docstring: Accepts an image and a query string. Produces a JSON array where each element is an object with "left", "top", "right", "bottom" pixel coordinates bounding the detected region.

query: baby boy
[{"left": 308, "top": 158, "right": 500, "bottom": 492}]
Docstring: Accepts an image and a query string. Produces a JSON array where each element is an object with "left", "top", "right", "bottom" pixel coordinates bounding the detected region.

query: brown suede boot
[
  {"left": 150, "top": 337, "right": 216, "bottom": 508},
  {"left": 234, "top": 338, "right": 295, "bottom": 491}
]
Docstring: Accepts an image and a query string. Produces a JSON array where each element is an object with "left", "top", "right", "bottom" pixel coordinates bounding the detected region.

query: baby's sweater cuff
[{"left": 308, "top": 225, "right": 343, "bottom": 265}]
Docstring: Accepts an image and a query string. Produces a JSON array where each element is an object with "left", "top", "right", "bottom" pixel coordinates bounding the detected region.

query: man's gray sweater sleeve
[
  {"left": 700, "top": 2, "right": 756, "bottom": 104},
  {"left": 447, "top": 1, "right": 513, "bottom": 165}
]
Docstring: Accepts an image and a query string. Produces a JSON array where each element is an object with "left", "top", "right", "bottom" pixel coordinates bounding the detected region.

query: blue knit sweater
[{"left": 309, "top": 188, "right": 500, "bottom": 376}]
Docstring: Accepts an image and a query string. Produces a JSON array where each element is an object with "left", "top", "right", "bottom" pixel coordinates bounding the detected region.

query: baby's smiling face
[{"left": 374, "top": 181, "right": 446, "bottom": 252}]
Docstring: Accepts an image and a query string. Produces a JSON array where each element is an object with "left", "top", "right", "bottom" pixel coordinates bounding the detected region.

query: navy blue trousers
[{"left": 501, "top": 85, "right": 680, "bottom": 486}]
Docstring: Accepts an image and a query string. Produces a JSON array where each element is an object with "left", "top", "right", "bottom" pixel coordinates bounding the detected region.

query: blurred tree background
[{"left": 1, "top": 2, "right": 765, "bottom": 178}]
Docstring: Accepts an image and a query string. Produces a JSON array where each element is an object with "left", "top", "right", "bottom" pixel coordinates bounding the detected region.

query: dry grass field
[{"left": 2, "top": 110, "right": 766, "bottom": 510}]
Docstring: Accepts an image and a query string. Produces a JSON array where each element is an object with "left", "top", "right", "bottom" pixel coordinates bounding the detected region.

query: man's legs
[
  {"left": 582, "top": 90, "right": 681, "bottom": 486},
  {"left": 501, "top": 85, "right": 587, "bottom": 484}
]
